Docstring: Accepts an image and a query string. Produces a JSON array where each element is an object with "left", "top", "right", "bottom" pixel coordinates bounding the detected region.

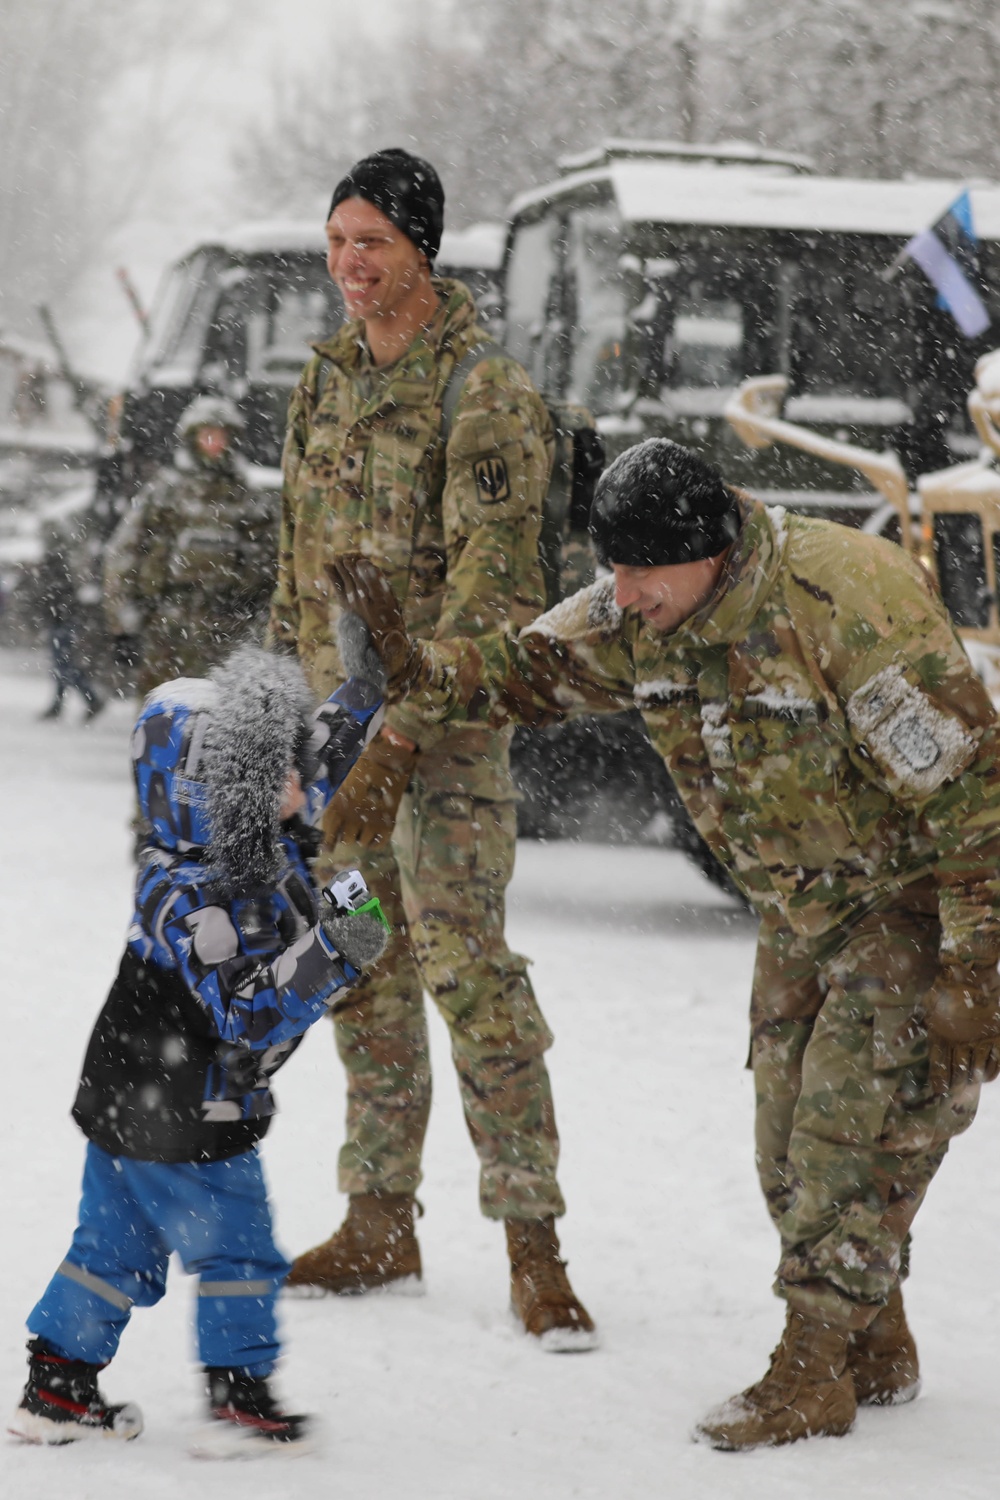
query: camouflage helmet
[{"left": 175, "top": 393, "right": 246, "bottom": 442}]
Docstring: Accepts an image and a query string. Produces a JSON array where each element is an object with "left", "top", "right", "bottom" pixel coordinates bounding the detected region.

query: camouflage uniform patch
[{"left": 269, "top": 278, "right": 563, "bottom": 1219}]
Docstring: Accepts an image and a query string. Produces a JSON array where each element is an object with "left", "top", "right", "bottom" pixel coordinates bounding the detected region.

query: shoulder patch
[
  {"left": 523, "top": 574, "right": 622, "bottom": 643},
  {"left": 473, "top": 455, "right": 511, "bottom": 503},
  {"left": 847, "top": 663, "right": 976, "bottom": 796}
]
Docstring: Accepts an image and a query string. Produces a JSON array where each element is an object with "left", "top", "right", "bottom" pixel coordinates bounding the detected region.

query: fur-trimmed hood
[{"left": 131, "top": 646, "right": 315, "bottom": 896}]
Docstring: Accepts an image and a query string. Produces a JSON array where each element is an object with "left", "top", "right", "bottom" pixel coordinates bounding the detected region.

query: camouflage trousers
[
  {"left": 751, "top": 880, "right": 981, "bottom": 1328},
  {"left": 314, "top": 773, "right": 565, "bottom": 1222}
]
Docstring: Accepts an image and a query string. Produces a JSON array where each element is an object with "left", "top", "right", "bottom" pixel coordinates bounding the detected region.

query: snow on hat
[
  {"left": 589, "top": 439, "right": 741, "bottom": 567},
  {"left": 175, "top": 393, "right": 245, "bottom": 440},
  {"left": 328, "top": 148, "right": 445, "bottom": 264}
]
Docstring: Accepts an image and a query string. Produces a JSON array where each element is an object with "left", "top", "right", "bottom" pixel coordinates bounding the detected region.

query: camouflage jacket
[
  {"left": 103, "top": 453, "right": 277, "bottom": 637},
  {"left": 407, "top": 499, "right": 1000, "bottom": 961},
  {"left": 268, "top": 277, "right": 553, "bottom": 798}
]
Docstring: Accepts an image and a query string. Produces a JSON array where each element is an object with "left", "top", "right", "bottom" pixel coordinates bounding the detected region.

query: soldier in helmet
[
  {"left": 268, "top": 146, "right": 596, "bottom": 1349},
  {"left": 328, "top": 436, "right": 1000, "bottom": 1451},
  {"left": 103, "top": 395, "right": 278, "bottom": 698}
]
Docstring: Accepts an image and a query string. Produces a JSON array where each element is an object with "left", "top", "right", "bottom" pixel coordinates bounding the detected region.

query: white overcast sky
[
  {"left": 68, "top": 0, "right": 416, "bottom": 379},
  {"left": 66, "top": 0, "right": 724, "bottom": 380}
]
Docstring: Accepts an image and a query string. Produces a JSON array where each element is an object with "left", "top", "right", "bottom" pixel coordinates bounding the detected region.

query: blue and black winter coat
[{"left": 72, "top": 647, "right": 383, "bottom": 1163}]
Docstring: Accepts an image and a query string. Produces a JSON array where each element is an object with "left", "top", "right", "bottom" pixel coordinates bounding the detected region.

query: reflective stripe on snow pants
[{"left": 27, "top": 1141, "right": 290, "bottom": 1372}]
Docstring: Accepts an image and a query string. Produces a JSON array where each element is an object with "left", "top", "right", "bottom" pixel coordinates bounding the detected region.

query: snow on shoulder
[{"left": 523, "top": 575, "right": 622, "bottom": 643}]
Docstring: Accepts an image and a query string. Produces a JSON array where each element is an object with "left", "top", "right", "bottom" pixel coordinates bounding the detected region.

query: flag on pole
[{"left": 896, "top": 190, "right": 991, "bottom": 339}]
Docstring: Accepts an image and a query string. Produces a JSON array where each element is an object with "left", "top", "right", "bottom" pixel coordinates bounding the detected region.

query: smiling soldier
[{"left": 267, "top": 148, "right": 596, "bottom": 1349}]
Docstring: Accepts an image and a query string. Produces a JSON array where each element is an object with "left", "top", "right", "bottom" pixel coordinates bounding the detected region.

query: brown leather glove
[
  {"left": 924, "top": 961, "right": 1000, "bottom": 1094},
  {"left": 325, "top": 555, "right": 425, "bottom": 699},
  {"left": 324, "top": 731, "right": 418, "bottom": 850}
]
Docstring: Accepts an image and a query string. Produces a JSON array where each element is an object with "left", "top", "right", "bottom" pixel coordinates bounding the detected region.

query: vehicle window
[
  {"left": 141, "top": 252, "right": 220, "bottom": 386},
  {"left": 785, "top": 240, "right": 914, "bottom": 399},
  {"left": 669, "top": 292, "right": 744, "bottom": 387},
  {"left": 504, "top": 215, "right": 561, "bottom": 388},
  {"left": 934, "top": 512, "right": 989, "bottom": 628},
  {"left": 565, "top": 203, "right": 628, "bottom": 411},
  {"left": 246, "top": 260, "right": 343, "bottom": 387}
]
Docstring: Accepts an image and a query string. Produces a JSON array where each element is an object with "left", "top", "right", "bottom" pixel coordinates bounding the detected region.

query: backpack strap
[{"left": 440, "top": 340, "right": 508, "bottom": 443}]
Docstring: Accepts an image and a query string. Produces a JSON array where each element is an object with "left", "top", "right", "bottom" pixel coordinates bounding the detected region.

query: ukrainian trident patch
[{"left": 473, "top": 455, "right": 511, "bottom": 502}]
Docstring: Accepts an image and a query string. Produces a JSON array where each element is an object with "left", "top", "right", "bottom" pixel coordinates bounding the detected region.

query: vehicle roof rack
[{"left": 556, "top": 139, "right": 815, "bottom": 175}]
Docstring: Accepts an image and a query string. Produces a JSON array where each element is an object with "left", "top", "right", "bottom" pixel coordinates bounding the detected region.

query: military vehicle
[
  {"left": 502, "top": 139, "right": 1000, "bottom": 503},
  {"left": 498, "top": 141, "right": 1000, "bottom": 885}
]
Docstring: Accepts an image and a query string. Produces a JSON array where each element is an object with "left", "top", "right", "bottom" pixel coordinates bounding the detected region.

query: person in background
[
  {"left": 36, "top": 517, "right": 104, "bottom": 723},
  {"left": 103, "top": 395, "right": 277, "bottom": 697}
]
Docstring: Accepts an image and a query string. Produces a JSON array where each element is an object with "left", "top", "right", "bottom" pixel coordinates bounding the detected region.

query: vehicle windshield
[
  {"left": 138, "top": 251, "right": 222, "bottom": 388},
  {"left": 504, "top": 215, "right": 562, "bottom": 393},
  {"left": 245, "top": 258, "right": 343, "bottom": 386},
  {"left": 785, "top": 238, "right": 915, "bottom": 401},
  {"left": 565, "top": 203, "right": 629, "bottom": 411}
]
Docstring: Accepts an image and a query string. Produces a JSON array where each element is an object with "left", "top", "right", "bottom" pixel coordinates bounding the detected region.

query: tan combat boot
[
  {"left": 847, "top": 1288, "right": 921, "bottom": 1406},
  {"left": 285, "top": 1193, "right": 422, "bottom": 1296},
  {"left": 693, "top": 1305, "right": 857, "bottom": 1450},
  {"left": 505, "top": 1217, "right": 598, "bottom": 1352}
]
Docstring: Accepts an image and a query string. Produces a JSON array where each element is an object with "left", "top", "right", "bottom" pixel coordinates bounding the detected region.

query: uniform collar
[
  {"left": 640, "top": 498, "right": 786, "bottom": 652},
  {"left": 311, "top": 276, "right": 479, "bottom": 379}
]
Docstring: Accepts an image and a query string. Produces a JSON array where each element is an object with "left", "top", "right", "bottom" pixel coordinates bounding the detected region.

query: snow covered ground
[{"left": 2, "top": 644, "right": 998, "bottom": 1500}]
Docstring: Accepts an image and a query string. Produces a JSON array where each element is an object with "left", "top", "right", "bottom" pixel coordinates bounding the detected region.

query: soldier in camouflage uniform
[
  {"left": 103, "top": 395, "right": 278, "bottom": 699},
  {"left": 268, "top": 147, "right": 595, "bottom": 1349},
  {"left": 329, "top": 437, "right": 1000, "bottom": 1448}
]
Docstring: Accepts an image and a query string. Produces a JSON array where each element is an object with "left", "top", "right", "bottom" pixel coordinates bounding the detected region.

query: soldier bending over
[{"left": 330, "top": 437, "right": 1000, "bottom": 1449}]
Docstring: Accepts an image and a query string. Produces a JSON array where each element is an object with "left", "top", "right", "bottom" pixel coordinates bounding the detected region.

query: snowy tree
[
  {"left": 722, "top": 0, "right": 1000, "bottom": 180},
  {"left": 235, "top": 0, "right": 715, "bottom": 224},
  {"left": 0, "top": 0, "right": 256, "bottom": 342}
]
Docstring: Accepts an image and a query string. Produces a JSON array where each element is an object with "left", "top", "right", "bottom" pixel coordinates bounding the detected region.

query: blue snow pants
[{"left": 27, "top": 1142, "right": 290, "bottom": 1375}]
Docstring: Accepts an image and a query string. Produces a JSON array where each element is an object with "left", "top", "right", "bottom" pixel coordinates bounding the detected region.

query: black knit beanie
[
  {"left": 589, "top": 439, "right": 742, "bottom": 567},
  {"left": 328, "top": 148, "right": 445, "bottom": 264}
]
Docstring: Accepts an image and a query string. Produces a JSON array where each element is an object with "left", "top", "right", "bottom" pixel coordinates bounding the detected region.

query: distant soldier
[
  {"left": 268, "top": 147, "right": 596, "bottom": 1348},
  {"left": 36, "top": 517, "right": 105, "bottom": 723},
  {"left": 329, "top": 437, "right": 1000, "bottom": 1450},
  {"left": 103, "top": 396, "right": 277, "bottom": 697}
]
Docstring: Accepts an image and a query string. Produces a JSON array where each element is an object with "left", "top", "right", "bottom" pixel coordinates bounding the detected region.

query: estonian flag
[{"left": 898, "top": 190, "right": 991, "bottom": 338}]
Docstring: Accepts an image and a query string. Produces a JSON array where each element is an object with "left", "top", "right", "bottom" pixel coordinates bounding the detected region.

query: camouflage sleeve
[
  {"left": 401, "top": 574, "right": 637, "bottom": 733},
  {"left": 387, "top": 355, "right": 552, "bottom": 745},
  {"left": 101, "top": 481, "right": 168, "bottom": 636},
  {"left": 266, "top": 367, "right": 316, "bottom": 653},
  {"left": 792, "top": 532, "right": 1000, "bottom": 964}
]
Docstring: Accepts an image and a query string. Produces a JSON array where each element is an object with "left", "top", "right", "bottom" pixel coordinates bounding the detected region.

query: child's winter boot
[
  {"left": 7, "top": 1337, "right": 143, "bottom": 1444},
  {"left": 190, "top": 1367, "right": 312, "bottom": 1458}
]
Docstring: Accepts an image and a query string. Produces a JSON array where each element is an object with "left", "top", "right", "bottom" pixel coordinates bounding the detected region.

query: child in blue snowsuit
[{"left": 10, "top": 635, "right": 388, "bottom": 1455}]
